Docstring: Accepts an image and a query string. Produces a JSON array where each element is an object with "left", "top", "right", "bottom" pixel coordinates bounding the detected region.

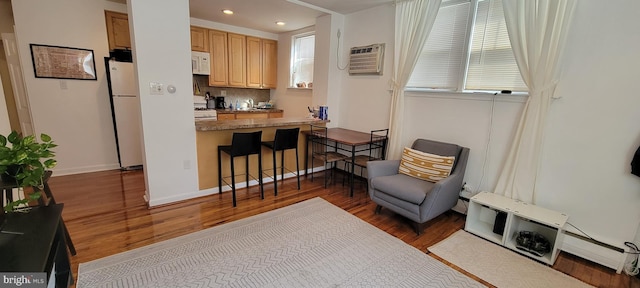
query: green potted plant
[{"left": 0, "top": 131, "right": 57, "bottom": 212}]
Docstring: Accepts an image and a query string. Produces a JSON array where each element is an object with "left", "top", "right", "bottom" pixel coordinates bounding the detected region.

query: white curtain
[
  {"left": 494, "top": 0, "right": 576, "bottom": 202},
  {"left": 387, "top": 0, "right": 441, "bottom": 159}
]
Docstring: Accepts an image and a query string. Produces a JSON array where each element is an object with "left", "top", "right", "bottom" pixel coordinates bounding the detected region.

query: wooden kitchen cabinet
[
  {"left": 216, "top": 111, "right": 282, "bottom": 120},
  {"left": 227, "top": 33, "right": 246, "bottom": 87},
  {"left": 105, "top": 11, "right": 131, "bottom": 51},
  {"left": 236, "top": 113, "right": 269, "bottom": 120},
  {"left": 262, "top": 39, "right": 278, "bottom": 89},
  {"left": 247, "top": 37, "right": 277, "bottom": 89},
  {"left": 208, "top": 30, "right": 228, "bottom": 86},
  {"left": 190, "top": 26, "right": 209, "bottom": 52},
  {"left": 246, "top": 37, "right": 262, "bottom": 88},
  {"left": 216, "top": 113, "right": 236, "bottom": 120}
]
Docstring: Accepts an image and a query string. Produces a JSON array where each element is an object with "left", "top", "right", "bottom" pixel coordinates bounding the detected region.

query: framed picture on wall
[{"left": 29, "top": 44, "right": 97, "bottom": 80}]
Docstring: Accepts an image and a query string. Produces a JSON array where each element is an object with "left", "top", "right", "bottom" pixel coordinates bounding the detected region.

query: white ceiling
[{"left": 189, "top": 0, "right": 393, "bottom": 34}]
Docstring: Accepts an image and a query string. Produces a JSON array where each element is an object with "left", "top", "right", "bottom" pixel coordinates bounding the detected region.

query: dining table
[{"left": 303, "top": 127, "right": 385, "bottom": 197}]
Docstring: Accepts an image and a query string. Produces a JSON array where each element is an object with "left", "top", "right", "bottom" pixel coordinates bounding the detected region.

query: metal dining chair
[
  {"left": 309, "top": 125, "right": 349, "bottom": 188},
  {"left": 343, "top": 128, "right": 389, "bottom": 189}
]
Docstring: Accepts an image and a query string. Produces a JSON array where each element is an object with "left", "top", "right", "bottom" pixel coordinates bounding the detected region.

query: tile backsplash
[{"left": 193, "top": 75, "right": 270, "bottom": 108}]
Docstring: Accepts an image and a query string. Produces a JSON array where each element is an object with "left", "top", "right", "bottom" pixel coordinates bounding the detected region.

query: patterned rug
[
  {"left": 77, "top": 198, "right": 483, "bottom": 287},
  {"left": 428, "top": 230, "right": 593, "bottom": 288}
]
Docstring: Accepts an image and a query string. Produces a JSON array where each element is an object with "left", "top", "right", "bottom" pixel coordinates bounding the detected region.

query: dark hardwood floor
[{"left": 46, "top": 169, "right": 639, "bottom": 288}]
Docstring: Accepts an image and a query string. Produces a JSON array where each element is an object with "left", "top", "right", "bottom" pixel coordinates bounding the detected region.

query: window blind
[
  {"left": 465, "top": 0, "right": 526, "bottom": 91},
  {"left": 407, "top": 1, "right": 472, "bottom": 89}
]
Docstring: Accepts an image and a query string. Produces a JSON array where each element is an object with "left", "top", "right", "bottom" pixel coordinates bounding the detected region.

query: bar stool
[
  {"left": 261, "top": 128, "right": 300, "bottom": 196},
  {"left": 217, "top": 131, "right": 264, "bottom": 207}
]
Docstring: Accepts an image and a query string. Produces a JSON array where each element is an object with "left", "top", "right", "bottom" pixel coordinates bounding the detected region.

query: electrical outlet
[{"left": 220, "top": 90, "right": 227, "bottom": 96}]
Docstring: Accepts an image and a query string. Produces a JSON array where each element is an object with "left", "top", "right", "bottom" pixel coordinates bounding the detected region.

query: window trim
[{"left": 405, "top": 86, "right": 528, "bottom": 97}]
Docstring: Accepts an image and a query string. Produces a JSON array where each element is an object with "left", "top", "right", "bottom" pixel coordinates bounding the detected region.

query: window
[
  {"left": 291, "top": 32, "right": 315, "bottom": 88},
  {"left": 408, "top": 0, "right": 527, "bottom": 92}
]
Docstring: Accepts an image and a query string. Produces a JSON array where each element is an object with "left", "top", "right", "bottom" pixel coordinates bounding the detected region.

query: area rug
[
  {"left": 428, "top": 230, "right": 593, "bottom": 288},
  {"left": 77, "top": 198, "right": 484, "bottom": 287}
]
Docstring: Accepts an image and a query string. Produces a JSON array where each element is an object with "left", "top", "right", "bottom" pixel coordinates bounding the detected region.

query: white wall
[
  {"left": 128, "top": 0, "right": 199, "bottom": 206},
  {"left": 274, "top": 26, "right": 315, "bottom": 118},
  {"left": 536, "top": 0, "right": 640, "bottom": 245},
  {"left": 338, "top": 1, "right": 640, "bottom": 246},
  {"left": 11, "top": 0, "right": 122, "bottom": 175},
  {"left": 313, "top": 14, "right": 344, "bottom": 128},
  {"left": 340, "top": 4, "right": 394, "bottom": 133}
]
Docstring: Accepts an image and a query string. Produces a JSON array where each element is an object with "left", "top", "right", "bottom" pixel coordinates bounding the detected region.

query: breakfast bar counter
[
  {"left": 195, "top": 117, "right": 327, "bottom": 131},
  {"left": 195, "top": 117, "right": 328, "bottom": 190}
]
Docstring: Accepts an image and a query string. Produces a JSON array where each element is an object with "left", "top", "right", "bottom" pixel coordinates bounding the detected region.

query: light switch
[{"left": 149, "top": 82, "right": 164, "bottom": 95}]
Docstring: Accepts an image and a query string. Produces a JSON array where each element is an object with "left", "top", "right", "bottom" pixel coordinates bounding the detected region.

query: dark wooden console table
[
  {"left": 0, "top": 171, "right": 76, "bottom": 255},
  {"left": 0, "top": 204, "right": 72, "bottom": 287}
]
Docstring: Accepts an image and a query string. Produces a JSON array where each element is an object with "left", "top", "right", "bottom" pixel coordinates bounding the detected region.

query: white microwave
[{"left": 191, "top": 51, "right": 210, "bottom": 75}]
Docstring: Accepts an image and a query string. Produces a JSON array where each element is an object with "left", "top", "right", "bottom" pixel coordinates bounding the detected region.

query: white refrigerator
[{"left": 107, "top": 59, "right": 143, "bottom": 169}]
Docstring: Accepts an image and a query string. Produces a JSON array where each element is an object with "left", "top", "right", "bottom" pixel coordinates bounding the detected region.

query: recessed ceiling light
[
  {"left": 222, "top": 9, "right": 234, "bottom": 15},
  {"left": 276, "top": 21, "right": 286, "bottom": 26}
]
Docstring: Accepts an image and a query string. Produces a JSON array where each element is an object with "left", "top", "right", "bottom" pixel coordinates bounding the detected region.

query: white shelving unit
[{"left": 465, "top": 192, "right": 569, "bottom": 265}]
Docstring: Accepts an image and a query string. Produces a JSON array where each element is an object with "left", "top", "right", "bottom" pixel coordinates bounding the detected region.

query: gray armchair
[{"left": 367, "top": 139, "right": 469, "bottom": 235}]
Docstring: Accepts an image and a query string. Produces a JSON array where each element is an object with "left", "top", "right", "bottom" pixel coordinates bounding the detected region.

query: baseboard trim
[
  {"left": 52, "top": 164, "right": 121, "bottom": 176},
  {"left": 561, "top": 231, "right": 628, "bottom": 274}
]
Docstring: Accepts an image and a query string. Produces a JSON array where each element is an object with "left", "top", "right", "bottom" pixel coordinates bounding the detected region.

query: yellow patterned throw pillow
[{"left": 399, "top": 147, "right": 455, "bottom": 183}]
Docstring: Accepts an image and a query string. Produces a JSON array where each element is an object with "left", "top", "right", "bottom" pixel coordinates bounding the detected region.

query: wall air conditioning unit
[{"left": 348, "top": 43, "right": 385, "bottom": 75}]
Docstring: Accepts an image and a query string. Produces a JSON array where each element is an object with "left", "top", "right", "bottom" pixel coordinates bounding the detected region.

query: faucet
[{"left": 247, "top": 99, "right": 254, "bottom": 109}]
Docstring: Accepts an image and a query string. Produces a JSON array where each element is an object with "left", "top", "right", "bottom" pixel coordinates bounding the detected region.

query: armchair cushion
[
  {"left": 399, "top": 147, "right": 455, "bottom": 182},
  {"left": 371, "top": 173, "right": 434, "bottom": 205}
]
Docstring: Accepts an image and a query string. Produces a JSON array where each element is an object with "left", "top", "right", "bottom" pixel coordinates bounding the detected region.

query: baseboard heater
[{"left": 561, "top": 230, "right": 628, "bottom": 274}]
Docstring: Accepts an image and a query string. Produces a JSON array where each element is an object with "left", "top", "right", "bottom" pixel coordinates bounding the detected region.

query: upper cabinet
[
  {"left": 105, "top": 11, "right": 131, "bottom": 51},
  {"left": 261, "top": 39, "right": 278, "bottom": 89},
  {"left": 227, "top": 33, "right": 247, "bottom": 88},
  {"left": 190, "top": 26, "right": 209, "bottom": 52},
  {"left": 208, "top": 30, "right": 228, "bottom": 87},
  {"left": 246, "top": 37, "right": 262, "bottom": 88},
  {"left": 208, "top": 32, "right": 277, "bottom": 89},
  {"left": 247, "top": 37, "right": 278, "bottom": 89}
]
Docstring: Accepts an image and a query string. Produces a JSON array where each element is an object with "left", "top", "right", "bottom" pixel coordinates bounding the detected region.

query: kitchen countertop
[
  {"left": 195, "top": 117, "right": 329, "bottom": 131},
  {"left": 215, "top": 108, "right": 283, "bottom": 114}
]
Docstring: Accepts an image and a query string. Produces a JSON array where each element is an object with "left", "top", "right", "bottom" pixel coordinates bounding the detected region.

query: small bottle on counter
[
  {"left": 235, "top": 100, "right": 239, "bottom": 110},
  {"left": 229, "top": 102, "right": 233, "bottom": 110}
]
